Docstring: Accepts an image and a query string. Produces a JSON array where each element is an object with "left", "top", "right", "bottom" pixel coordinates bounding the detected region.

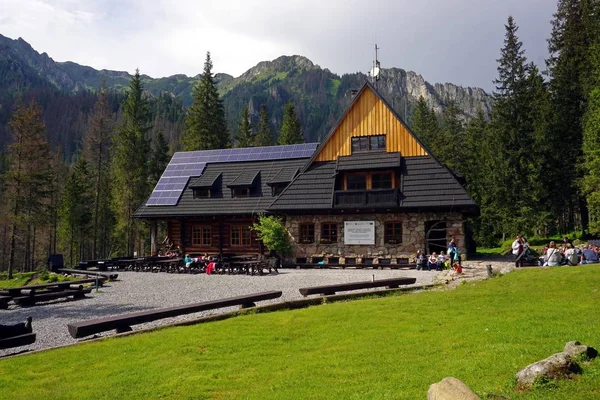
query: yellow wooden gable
[{"left": 313, "top": 83, "right": 428, "bottom": 162}]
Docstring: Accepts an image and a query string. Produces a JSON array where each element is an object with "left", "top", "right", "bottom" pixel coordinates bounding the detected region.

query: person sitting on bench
[
  {"left": 415, "top": 249, "right": 427, "bottom": 271},
  {"left": 428, "top": 252, "right": 440, "bottom": 271},
  {"left": 0, "top": 317, "right": 32, "bottom": 339}
]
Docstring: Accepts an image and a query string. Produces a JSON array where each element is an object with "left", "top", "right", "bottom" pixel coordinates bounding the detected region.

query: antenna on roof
[{"left": 369, "top": 44, "right": 381, "bottom": 88}]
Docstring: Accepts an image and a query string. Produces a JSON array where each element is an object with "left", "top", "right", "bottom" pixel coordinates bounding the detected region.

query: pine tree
[
  {"left": 582, "top": 39, "right": 600, "bottom": 233},
  {"left": 254, "top": 104, "right": 273, "bottom": 147},
  {"left": 83, "top": 87, "right": 114, "bottom": 259},
  {"left": 438, "top": 101, "right": 465, "bottom": 172},
  {"left": 58, "top": 155, "right": 92, "bottom": 266},
  {"left": 149, "top": 131, "right": 170, "bottom": 187},
  {"left": 235, "top": 105, "right": 254, "bottom": 147},
  {"left": 3, "top": 100, "right": 54, "bottom": 278},
  {"left": 410, "top": 96, "right": 430, "bottom": 140},
  {"left": 112, "top": 70, "right": 152, "bottom": 256},
  {"left": 547, "top": 0, "right": 600, "bottom": 232},
  {"left": 481, "top": 16, "right": 547, "bottom": 237},
  {"left": 410, "top": 96, "right": 440, "bottom": 151},
  {"left": 183, "top": 52, "right": 230, "bottom": 150},
  {"left": 277, "top": 102, "right": 304, "bottom": 145}
]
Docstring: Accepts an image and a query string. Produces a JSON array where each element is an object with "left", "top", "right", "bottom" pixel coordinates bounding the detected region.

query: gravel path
[{"left": 1, "top": 268, "right": 440, "bottom": 356}]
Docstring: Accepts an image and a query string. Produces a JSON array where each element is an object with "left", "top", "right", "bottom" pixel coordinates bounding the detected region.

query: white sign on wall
[{"left": 344, "top": 221, "right": 375, "bottom": 245}]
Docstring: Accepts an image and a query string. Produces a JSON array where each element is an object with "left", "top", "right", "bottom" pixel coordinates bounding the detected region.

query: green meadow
[{"left": 1, "top": 266, "right": 599, "bottom": 399}]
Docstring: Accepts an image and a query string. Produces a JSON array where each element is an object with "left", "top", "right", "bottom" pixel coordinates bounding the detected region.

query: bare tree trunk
[
  {"left": 25, "top": 222, "right": 31, "bottom": 272},
  {"left": 32, "top": 224, "right": 36, "bottom": 271},
  {"left": 7, "top": 221, "right": 17, "bottom": 279}
]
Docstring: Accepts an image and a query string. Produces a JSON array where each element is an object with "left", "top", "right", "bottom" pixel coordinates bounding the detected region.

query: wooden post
[
  {"left": 179, "top": 218, "right": 186, "bottom": 255},
  {"left": 150, "top": 220, "right": 157, "bottom": 255}
]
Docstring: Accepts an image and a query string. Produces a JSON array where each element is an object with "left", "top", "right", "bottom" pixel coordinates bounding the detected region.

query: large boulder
[
  {"left": 564, "top": 341, "right": 598, "bottom": 360},
  {"left": 515, "top": 352, "right": 580, "bottom": 389},
  {"left": 427, "top": 377, "right": 480, "bottom": 400}
]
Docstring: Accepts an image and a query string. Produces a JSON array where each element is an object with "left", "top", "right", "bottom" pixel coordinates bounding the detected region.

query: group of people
[
  {"left": 184, "top": 253, "right": 217, "bottom": 274},
  {"left": 512, "top": 235, "right": 600, "bottom": 267},
  {"left": 415, "top": 238, "right": 461, "bottom": 271}
]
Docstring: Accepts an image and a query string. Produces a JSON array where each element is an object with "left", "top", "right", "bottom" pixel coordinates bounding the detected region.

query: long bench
[
  {"left": 58, "top": 268, "right": 118, "bottom": 281},
  {"left": 13, "top": 287, "right": 93, "bottom": 306},
  {"left": 0, "top": 296, "right": 10, "bottom": 310},
  {"left": 0, "top": 333, "right": 37, "bottom": 350},
  {"left": 0, "top": 278, "right": 105, "bottom": 298},
  {"left": 299, "top": 277, "right": 417, "bottom": 296},
  {"left": 67, "top": 290, "right": 283, "bottom": 338}
]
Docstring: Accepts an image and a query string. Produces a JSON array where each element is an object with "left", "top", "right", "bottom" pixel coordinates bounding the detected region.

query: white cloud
[{"left": 0, "top": 0, "right": 556, "bottom": 90}]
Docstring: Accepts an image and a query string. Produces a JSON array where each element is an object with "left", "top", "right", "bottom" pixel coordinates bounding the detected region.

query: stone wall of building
[{"left": 285, "top": 212, "right": 466, "bottom": 262}]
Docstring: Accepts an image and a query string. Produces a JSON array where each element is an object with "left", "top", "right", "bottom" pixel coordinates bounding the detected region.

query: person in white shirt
[
  {"left": 564, "top": 243, "right": 579, "bottom": 266},
  {"left": 512, "top": 235, "right": 524, "bottom": 268}
]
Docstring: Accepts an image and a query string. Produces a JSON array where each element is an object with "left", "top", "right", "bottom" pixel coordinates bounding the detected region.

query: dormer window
[
  {"left": 232, "top": 187, "right": 250, "bottom": 198},
  {"left": 193, "top": 188, "right": 211, "bottom": 199},
  {"left": 228, "top": 170, "right": 259, "bottom": 198},
  {"left": 351, "top": 135, "right": 386, "bottom": 153},
  {"left": 272, "top": 185, "right": 286, "bottom": 196}
]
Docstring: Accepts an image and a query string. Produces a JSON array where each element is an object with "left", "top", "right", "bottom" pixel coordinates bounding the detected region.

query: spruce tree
[
  {"left": 83, "top": 87, "right": 114, "bottom": 259},
  {"left": 582, "top": 39, "right": 600, "bottom": 233},
  {"left": 112, "top": 70, "right": 152, "bottom": 256},
  {"left": 254, "top": 104, "right": 273, "bottom": 147},
  {"left": 183, "top": 52, "right": 230, "bottom": 150},
  {"left": 547, "top": 0, "right": 600, "bottom": 232},
  {"left": 58, "top": 155, "right": 92, "bottom": 266},
  {"left": 149, "top": 131, "right": 170, "bottom": 187},
  {"left": 438, "top": 101, "right": 465, "bottom": 172},
  {"left": 3, "top": 100, "right": 54, "bottom": 278},
  {"left": 235, "top": 105, "right": 254, "bottom": 147},
  {"left": 277, "top": 102, "right": 304, "bottom": 145},
  {"left": 483, "top": 16, "right": 546, "bottom": 237},
  {"left": 410, "top": 96, "right": 430, "bottom": 140}
]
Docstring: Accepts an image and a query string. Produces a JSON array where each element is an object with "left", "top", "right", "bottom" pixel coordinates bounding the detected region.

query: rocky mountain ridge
[{"left": 0, "top": 33, "right": 492, "bottom": 143}]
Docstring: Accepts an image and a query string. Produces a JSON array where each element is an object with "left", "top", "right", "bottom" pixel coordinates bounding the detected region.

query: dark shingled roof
[
  {"left": 189, "top": 171, "right": 221, "bottom": 189},
  {"left": 267, "top": 167, "right": 299, "bottom": 186},
  {"left": 268, "top": 162, "right": 337, "bottom": 210},
  {"left": 268, "top": 155, "right": 477, "bottom": 212},
  {"left": 134, "top": 158, "right": 309, "bottom": 218},
  {"left": 401, "top": 156, "right": 476, "bottom": 208},
  {"left": 227, "top": 170, "right": 260, "bottom": 188},
  {"left": 336, "top": 151, "right": 401, "bottom": 171}
]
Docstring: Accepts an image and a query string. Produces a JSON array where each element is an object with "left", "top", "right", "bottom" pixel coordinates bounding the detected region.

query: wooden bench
[
  {"left": 0, "top": 278, "right": 105, "bottom": 298},
  {"left": 0, "top": 333, "right": 37, "bottom": 350},
  {"left": 13, "top": 287, "right": 93, "bottom": 306},
  {"left": 67, "top": 290, "right": 283, "bottom": 338},
  {"left": 299, "top": 277, "right": 417, "bottom": 296},
  {"left": 58, "top": 268, "right": 118, "bottom": 280},
  {"left": 0, "top": 296, "right": 10, "bottom": 310}
]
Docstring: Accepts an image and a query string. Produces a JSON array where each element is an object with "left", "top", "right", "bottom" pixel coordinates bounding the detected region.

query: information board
[{"left": 344, "top": 221, "right": 375, "bottom": 245}]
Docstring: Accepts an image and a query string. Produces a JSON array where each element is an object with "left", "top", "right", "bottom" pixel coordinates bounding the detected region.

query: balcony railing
[{"left": 334, "top": 188, "right": 399, "bottom": 207}]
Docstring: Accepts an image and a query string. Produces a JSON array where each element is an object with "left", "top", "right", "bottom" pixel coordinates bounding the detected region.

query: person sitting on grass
[
  {"left": 545, "top": 241, "right": 562, "bottom": 267},
  {"left": 0, "top": 317, "right": 32, "bottom": 339},
  {"left": 564, "top": 243, "right": 579, "bottom": 266},
  {"left": 581, "top": 245, "right": 599, "bottom": 264}
]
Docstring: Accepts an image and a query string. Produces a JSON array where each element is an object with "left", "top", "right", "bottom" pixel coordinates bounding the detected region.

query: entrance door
[{"left": 425, "top": 220, "right": 447, "bottom": 255}]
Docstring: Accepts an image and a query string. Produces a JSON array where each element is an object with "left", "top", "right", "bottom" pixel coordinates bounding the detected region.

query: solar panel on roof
[{"left": 147, "top": 143, "right": 319, "bottom": 206}]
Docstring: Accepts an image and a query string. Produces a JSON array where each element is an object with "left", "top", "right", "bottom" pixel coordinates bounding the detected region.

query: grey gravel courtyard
[{"left": 0, "top": 268, "right": 441, "bottom": 356}]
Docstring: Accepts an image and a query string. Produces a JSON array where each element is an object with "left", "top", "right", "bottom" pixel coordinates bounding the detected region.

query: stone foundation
[{"left": 285, "top": 212, "right": 466, "bottom": 262}]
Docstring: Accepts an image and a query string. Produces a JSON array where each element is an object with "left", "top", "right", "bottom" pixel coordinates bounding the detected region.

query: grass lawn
[
  {"left": 1, "top": 266, "right": 599, "bottom": 399},
  {"left": 0, "top": 271, "right": 77, "bottom": 290}
]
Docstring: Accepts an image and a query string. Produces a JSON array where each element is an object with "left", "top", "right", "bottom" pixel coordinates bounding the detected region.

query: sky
[{"left": 0, "top": 0, "right": 557, "bottom": 92}]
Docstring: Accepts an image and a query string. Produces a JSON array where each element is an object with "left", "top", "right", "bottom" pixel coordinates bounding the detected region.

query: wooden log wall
[
  {"left": 314, "top": 87, "right": 427, "bottom": 162},
  {"left": 167, "top": 218, "right": 260, "bottom": 255}
]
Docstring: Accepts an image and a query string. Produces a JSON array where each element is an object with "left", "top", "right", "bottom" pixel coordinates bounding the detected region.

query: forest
[{"left": 0, "top": 0, "right": 598, "bottom": 276}]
